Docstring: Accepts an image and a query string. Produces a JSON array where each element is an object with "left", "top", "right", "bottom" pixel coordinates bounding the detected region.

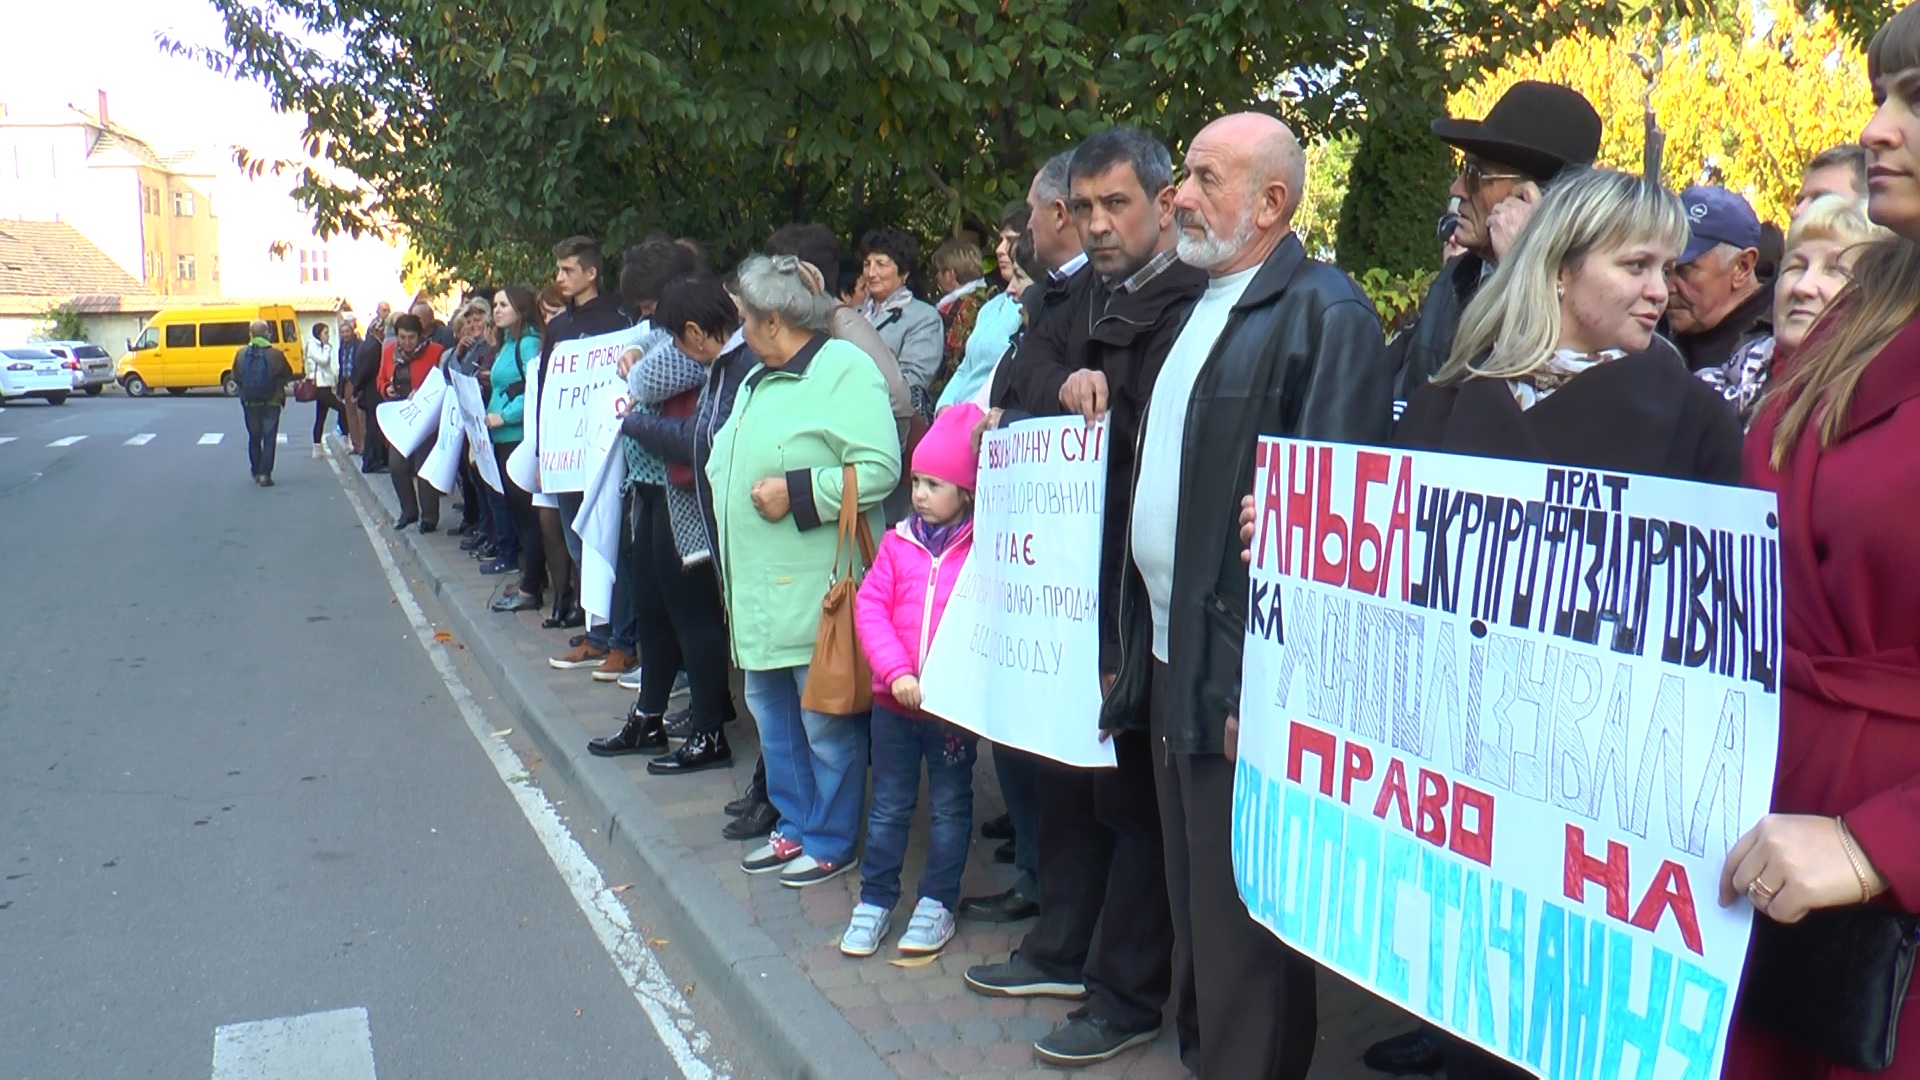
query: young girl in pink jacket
[{"left": 842, "top": 403, "right": 984, "bottom": 958}]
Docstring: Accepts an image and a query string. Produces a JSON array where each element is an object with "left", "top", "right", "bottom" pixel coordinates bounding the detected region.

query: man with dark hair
[
  {"left": 964, "top": 126, "right": 1202, "bottom": 1069},
  {"left": 541, "top": 234, "right": 641, "bottom": 668},
  {"left": 1795, "top": 143, "right": 1869, "bottom": 218},
  {"left": 231, "top": 318, "right": 295, "bottom": 486},
  {"left": 377, "top": 313, "right": 447, "bottom": 529},
  {"left": 1391, "top": 81, "right": 1603, "bottom": 406}
]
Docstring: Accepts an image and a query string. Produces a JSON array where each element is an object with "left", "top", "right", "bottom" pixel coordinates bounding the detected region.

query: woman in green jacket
[
  {"left": 484, "top": 285, "right": 544, "bottom": 603},
  {"left": 708, "top": 254, "right": 901, "bottom": 886}
]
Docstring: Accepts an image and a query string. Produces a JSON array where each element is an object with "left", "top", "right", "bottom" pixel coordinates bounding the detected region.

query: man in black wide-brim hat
[{"left": 1387, "top": 80, "right": 1604, "bottom": 409}]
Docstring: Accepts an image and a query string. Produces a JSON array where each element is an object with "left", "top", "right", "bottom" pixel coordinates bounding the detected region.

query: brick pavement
[{"left": 354, "top": 456, "right": 1423, "bottom": 1078}]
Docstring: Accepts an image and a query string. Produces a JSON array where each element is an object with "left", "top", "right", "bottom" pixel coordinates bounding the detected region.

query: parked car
[
  {"left": 0, "top": 346, "right": 71, "bottom": 405},
  {"left": 118, "top": 303, "right": 305, "bottom": 397},
  {"left": 42, "top": 341, "right": 114, "bottom": 395}
]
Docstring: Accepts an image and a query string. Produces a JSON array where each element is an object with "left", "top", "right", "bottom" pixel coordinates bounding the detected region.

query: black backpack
[{"left": 238, "top": 346, "right": 278, "bottom": 401}]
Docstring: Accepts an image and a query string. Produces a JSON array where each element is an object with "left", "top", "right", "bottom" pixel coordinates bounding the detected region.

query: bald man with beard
[{"left": 1098, "top": 113, "right": 1392, "bottom": 1079}]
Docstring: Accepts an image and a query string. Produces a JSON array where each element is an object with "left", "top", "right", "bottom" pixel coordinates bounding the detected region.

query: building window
[
  {"left": 299, "top": 248, "right": 331, "bottom": 284},
  {"left": 173, "top": 191, "right": 195, "bottom": 217},
  {"left": 176, "top": 254, "right": 196, "bottom": 281}
]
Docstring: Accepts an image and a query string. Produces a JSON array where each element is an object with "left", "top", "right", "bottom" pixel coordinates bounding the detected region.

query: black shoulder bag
[{"left": 1743, "top": 906, "right": 1920, "bottom": 1072}]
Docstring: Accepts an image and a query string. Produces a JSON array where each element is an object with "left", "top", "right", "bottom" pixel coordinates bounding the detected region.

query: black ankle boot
[
  {"left": 586, "top": 709, "right": 668, "bottom": 757},
  {"left": 724, "top": 758, "right": 768, "bottom": 816},
  {"left": 541, "top": 592, "right": 573, "bottom": 630},
  {"left": 647, "top": 730, "right": 732, "bottom": 776},
  {"left": 722, "top": 798, "right": 777, "bottom": 840}
]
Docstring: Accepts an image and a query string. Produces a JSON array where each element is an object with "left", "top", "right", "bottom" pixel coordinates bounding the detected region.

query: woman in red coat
[{"left": 1721, "top": 7, "right": 1920, "bottom": 1077}]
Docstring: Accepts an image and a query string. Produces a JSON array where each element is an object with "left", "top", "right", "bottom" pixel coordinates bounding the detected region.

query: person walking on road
[
  {"left": 305, "top": 320, "right": 344, "bottom": 458},
  {"left": 230, "top": 319, "right": 294, "bottom": 487}
]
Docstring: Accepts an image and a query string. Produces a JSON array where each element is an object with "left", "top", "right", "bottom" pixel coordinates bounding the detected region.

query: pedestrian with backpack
[{"left": 229, "top": 319, "right": 294, "bottom": 487}]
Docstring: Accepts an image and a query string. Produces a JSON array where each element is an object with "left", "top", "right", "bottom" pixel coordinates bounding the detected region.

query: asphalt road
[{"left": 0, "top": 393, "right": 747, "bottom": 1079}]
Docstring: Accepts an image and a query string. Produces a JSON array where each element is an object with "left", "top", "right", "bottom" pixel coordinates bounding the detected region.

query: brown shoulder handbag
[{"left": 800, "top": 465, "right": 877, "bottom": 715}]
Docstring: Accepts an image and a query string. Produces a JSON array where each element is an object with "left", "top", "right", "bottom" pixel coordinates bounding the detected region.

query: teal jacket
[
  {"left": 487, "top": 331, "right": 537, "bottom": 444},
  {"left": 707, "top": 335, "right": 901, "bottom": 672}
]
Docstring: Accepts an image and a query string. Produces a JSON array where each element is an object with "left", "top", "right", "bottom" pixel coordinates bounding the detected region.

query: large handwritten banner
[
  {"left": 537, "top": 328, "right": 641, "bottom": 493},
  {"left": 1233, "top": 440, "right": 1780, "bottom": 1079},
  {"left": 921, "top": 417, "right": 1114, "bottom": 768}
]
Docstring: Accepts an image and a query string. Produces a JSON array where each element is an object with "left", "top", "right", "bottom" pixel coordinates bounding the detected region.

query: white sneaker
[
  {"left": 839, "top": 902, "right": 891, "bottom": 957},
  {"left": 898, "top": 897, "right": 956, "bottom": 956},
  {"left": 311, "top": 444, "right": 324, "bottom": 459},
  {"left": 616, "top": 666, "right": 643, "bottom": 691}
]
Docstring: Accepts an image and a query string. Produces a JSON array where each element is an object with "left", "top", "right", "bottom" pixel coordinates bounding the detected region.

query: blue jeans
[
  {"left": 242, "top": 402, "right": 281, "bottom": 478},
  {"left": 860, "top": 705, "right": 977, "bottom": 911},
  {"left": 743, "top": 666, "right": 870, "bottom": 866}
]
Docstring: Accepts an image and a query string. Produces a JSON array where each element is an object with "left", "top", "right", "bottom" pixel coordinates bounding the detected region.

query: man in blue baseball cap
[{"left": 1669, "top": 184, "right": 1772, "bottom": 372}]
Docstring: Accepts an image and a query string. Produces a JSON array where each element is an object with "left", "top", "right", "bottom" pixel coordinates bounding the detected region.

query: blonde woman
[
  {"left": 1700, "top": 193, "right": 1891, "bottom": 424},
  {"left": 1395, "top": 167, "right": 1742, "bottom": 482}
]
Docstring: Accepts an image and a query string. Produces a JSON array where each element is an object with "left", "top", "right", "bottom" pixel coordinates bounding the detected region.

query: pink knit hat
[{"left": 911, "top": 403, "right": 986, "bottom": 492}]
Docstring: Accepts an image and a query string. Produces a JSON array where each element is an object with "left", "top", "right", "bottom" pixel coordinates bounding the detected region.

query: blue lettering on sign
[
  {"left": 1228, "top": 759, "right": 1736, "bottom": 1080},
  {"left": 1333, "top": 813, "right": 1383, "bottom": 979}
]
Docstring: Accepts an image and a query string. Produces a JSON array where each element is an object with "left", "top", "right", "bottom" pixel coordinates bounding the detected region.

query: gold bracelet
[{"left": 1836, "top": 817, "right": 1875, "bottom": 905}]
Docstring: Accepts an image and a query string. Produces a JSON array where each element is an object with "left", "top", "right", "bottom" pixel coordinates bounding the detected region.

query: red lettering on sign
[
  {"left": 1372, "top": 758, "right": 1412, "bottom": 831},
  {"left": 1563, "top": 824, "right": 1631, "bottom": 922},
  {"left": 1340, "top": 741, "right": 1374, "bottom": 805},
  {"left": 1286, "top": 722, "right": 1337, "bottom": 797},
  {"left": 1630, "top": 860, "right": 1705, "bottom": 956}
]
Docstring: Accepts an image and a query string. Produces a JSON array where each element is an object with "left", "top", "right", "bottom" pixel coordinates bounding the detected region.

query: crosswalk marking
[
  {"left": 47, "top": 435, "right": 86, "bottom": 447},
  {"left": 211, "top": 1008, "right": 377, "bottom": 1080},
  {"left": 0, "top": 436, "right": 15, "bottom": 446},
  {"left": 276, "top": 434, "right": 288, "bottom": 444},
  {"left": 125, "top": 433, "right": 156, "bottom": 446},
  {"left": 199, "top": 433, "right": 224, "bottom": 445}
]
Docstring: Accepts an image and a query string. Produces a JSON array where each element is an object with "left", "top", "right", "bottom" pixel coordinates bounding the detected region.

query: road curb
[{"left": 341, "top": 460, "right": 891, "bottom": 1080}]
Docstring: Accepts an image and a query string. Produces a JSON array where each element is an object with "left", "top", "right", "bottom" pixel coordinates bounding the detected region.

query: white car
[
  {"left": 0, "top": 346, "right": 71, "bottom": 405},
  {"left": 42, "top": 341, "right": 114, "bottom": 395}
]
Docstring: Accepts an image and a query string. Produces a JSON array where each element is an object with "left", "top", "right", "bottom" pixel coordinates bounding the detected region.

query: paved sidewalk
[{"left": 341, "top": 449, "right": 1420, "bottom": 1079}]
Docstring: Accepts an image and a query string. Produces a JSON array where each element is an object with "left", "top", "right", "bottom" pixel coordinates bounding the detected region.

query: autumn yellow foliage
[{"left": 1450, "top": 0, "right": 1873, "bottom": 227}]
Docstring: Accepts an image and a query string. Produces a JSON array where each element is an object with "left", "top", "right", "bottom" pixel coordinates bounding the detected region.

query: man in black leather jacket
[{"left": 1098, "top": 112, "right": 1390, "bottom": 1080}]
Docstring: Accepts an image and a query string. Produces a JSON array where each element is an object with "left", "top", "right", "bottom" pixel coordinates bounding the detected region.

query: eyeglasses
[{"left": 1457, "top": 157, "right": 1527, "bottom": 193}]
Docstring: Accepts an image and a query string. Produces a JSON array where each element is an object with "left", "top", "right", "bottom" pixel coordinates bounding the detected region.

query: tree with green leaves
[{"left": 179, "top": 0, "right": 1650, "bottom": 287}]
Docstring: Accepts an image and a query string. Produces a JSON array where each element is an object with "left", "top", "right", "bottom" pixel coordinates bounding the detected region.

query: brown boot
[
  {"left": 591, "top": 647, "right": 637, "bottom": 683},
  {"left": 548, "top": 642, "right": 608, "bottom": 670}
]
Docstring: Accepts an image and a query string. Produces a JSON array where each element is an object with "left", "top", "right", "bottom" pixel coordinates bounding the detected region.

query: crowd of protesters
[{"left": 298, "top": 5, "right": 1920, "bottom": 1074}]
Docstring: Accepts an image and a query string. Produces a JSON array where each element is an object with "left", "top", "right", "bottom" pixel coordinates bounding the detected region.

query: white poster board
[
  {"left": 920, "top": 417, "right": 1114, "bottom": 768},
  {"left": 452, "top": 368, "right": 503, "bottom": 494},
  {"left": 537, "top": 328, "right": 642, "bottom": 493},
  {"left": 1233, "top": 438, "right": 1782, "bottom": 1079},
  {"left": 374, "top": 365, "right": 446, "bottom": 458},
  {"left": 575, "top": 381, "right": 634, "bottom": 624},
  {"left": 419, "top": 373, "right": 465, "bottom": 494},
  {"left": 505, "top": 359, "right": 540, "bottom": 493}
]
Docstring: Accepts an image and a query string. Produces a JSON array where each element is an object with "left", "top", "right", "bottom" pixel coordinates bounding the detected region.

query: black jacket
[
  {"left": 1392, "top": 252, "right": 1487, "bottom": 404},
  {"left": 350, "top": 334, "right": 385, "bottom": 396},
  {"left": 1101, "top": 236, "right": 1392, "bottom": 749},
  {"left": 987, "top": 256, "right": 1208, "bottom": 670},
  {"left": 1394, "top": 347, "right": 1743, "bottom": 483},
  {"left": 1672, "top": 285, "right": 1772, "bottom": 373},
  {"left": 988, "top": 262, "right": 1091, "bottom": 412},
  {"left": 622, "top": 340, "right": 757, "bottom": 572}
]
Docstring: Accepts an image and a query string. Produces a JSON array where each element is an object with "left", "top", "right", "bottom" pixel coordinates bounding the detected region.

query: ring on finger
[{"left": 1748, "top": 879, "right": 1779, "bottom": 906}]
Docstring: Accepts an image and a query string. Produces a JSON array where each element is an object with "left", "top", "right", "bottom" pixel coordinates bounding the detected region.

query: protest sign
[
  {"left": 419, "top": 372, "right": 465, "bottom": 494},
  {"left": 451, "top": 368, "right": 503, "bottom": 493},
  {"left": 374, "top": 365, "right": 445, "bottom": 458},
  {"left": 574, "top": 381, "right": 634, "bottom": 624},
  {"left": 505, "top": 359, "right": 540, "bottom": 493},
  {"left": 537, "top": 328, "right": 641, "bottom": 493},
  {"left": 921, "top": 416, "right": 1114, "bottom": 768},
  {"left": 1232, "top": 439, "right": 1781, "bottom": 1080}
]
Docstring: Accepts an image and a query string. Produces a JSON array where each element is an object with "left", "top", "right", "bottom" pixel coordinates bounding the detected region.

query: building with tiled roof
[{"left": 0, "top": 93, "right": 219, "bottom": 301}]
